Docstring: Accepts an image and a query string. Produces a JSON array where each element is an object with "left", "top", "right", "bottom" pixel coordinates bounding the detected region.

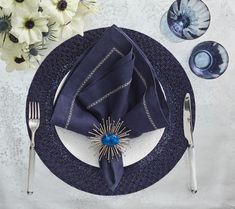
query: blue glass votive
[
  {"left": 189, "top": 41, "right": 229, "bottom": 79},
  {"left": 167, "top": 0, "right": 211, "bottom": 40}
]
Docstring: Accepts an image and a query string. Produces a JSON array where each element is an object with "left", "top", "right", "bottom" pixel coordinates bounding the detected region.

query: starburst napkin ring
[{"left": 89, "top": 117, "right": 131, "bottom": 162}]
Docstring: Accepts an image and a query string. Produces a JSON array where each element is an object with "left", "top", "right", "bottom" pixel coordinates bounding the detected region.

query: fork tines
[{"left": 29, "top": 102, "right": 40, "bottom": 120}]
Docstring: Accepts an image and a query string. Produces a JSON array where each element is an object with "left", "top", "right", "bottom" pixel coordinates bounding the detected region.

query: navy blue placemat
[{"left": 26, "top": 27, "right": 195, "bottom": 195}]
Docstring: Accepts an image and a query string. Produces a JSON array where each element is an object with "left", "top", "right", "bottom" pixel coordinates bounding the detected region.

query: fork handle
[{"left": 27, "top": 142, "right": 36, "bottom": 195}]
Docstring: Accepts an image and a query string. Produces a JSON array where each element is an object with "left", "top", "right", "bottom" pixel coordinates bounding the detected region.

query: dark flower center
[
  {"left": 15, "top": 0, "right": 24, "bottom": 2},
  {"left": 29, "top": 47, "right": 38, "bottom": 56},
  {"left": 42, "top": 31, "right": 49, "bottom": 37},
  {"left": 57, "top": 0, "right": 68, "bottom": 11},
  {"left": 0, "top": 19, "right": 10, "bottom": 32},
  {"left": 14, "top": 56, "right": 25, "bottom": 64},
  {"left": 9, "top": 34, "right": 19, "bottom": 43},
  {"left": 38, "top": 6, "right": 43, "bottom": 12},
  {"left": 25, "top": 20, "right": 35, "bottom": 29}
]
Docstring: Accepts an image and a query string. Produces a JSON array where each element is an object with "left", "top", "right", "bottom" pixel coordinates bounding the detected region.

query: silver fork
[{"left": 27, "top": 102, "right": 40, "bottom": 195}]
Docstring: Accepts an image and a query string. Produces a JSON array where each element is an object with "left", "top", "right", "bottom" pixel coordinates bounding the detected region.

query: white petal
[
  {"left": 35, "top": 18, "right": 49, "bottom": 32},
  {"left": 52, "top": 0, "right": 58, "bottom": 4},
  {"left": 0, "top": 0, "right": 13, "bottom": 10},
  {"left": 25, "top": 0, "right": 39, "bottom": 10},
  {"left": 70, "top": 15, "right": 84, "bottom": 36},
  {"left": 61, "top": 25, "right": 73, "bottom": 39},
  {"left": 6, "top": 63, "right": 15, "bottom": 72},
  {"left": 63, "top": 10, "right": 75, "bottom": 23},
  {"left": 29, "top": 29, "right": 42, "bottom": 44},
  {"left": 11, "top": 15, "right": 25, "bottom": 28},
  {"left": 67, "top": 0, "right": 79, "bottom": 13},
  {"left": 9, "top": 27, "right": 21, "bottom": 39},
  {"left": 35, "top": 18, "right": 49, "bottom": 28},
  {"left": 56, "top": 12, "right": 66, "bottom": 24},
  {"left": 21, "top": 30, "right": 31, "bottom": 44}
]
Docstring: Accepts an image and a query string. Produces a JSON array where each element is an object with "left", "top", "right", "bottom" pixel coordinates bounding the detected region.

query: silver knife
[{"left": 183, "top": 93, "right": 197, "bottom": 193}]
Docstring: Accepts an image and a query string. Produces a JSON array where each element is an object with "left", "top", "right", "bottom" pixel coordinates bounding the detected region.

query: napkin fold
[{"left": 51, "top": 25, "right": 169, "bottom": 191}]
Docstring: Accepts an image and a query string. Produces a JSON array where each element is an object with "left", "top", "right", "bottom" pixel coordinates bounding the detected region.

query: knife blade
[{"left": 183, "top": 93, "right": 197, "bottom": 193}]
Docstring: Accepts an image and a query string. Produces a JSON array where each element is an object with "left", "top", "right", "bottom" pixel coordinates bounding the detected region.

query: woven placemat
[{"left": 26, "top": 27, "right": 195, "bottom": 195}]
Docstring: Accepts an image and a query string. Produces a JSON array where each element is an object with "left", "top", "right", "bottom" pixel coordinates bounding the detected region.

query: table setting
[{"left": 0, "top": 0, "right": 235, "bottom": 208}]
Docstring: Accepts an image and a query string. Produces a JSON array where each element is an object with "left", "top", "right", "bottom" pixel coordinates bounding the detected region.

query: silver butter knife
[{"left": 183, "top": 93, "right": 197, "bottom": 193}]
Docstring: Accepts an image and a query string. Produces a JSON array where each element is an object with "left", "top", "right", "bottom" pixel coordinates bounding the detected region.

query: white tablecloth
[{"left": 0, "top": 0, "right": 235, "bottom": 208}]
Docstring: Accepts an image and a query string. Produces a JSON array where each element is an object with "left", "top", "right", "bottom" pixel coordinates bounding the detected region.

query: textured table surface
[{"left": 0, "top": 0, "right": 235, "bottom": 208}]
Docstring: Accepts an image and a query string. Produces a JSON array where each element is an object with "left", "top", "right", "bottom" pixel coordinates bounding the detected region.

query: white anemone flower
[
  {"left": 10, "top": 9, "right": 48, "bottom": 45},
  {"left": 0, "top": 0, "right": 39, "bottom": 11},
  {"left": 59, "top": 15, "right": 84, "bottom": 39},
  {"left": 40, "top": 0, "right": 79, "bottom": 24},
  {"left": 0, "top": 42, "right": 32, "bottom": 71}
]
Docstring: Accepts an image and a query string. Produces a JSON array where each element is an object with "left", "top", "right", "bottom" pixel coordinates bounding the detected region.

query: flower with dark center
[
  {"left": 40, "top": 0, "right": 78, "bottom": 25},
  {"left": 57, "top": 0, "right": 68, "bottom": 11},
  {"left": 0, "top": 40, "right": 31, "bottom": 71},
  {"left": 25, "top": 19, "right": 34, "bottom": 29},
  {"left": 10, "top": 10, "right": 48, "bottom": 44}
]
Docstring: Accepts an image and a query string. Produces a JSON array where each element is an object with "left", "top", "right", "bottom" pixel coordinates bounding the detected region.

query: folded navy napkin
[{"left": 51, "top": 25, "right": 169, "bottom": 191}]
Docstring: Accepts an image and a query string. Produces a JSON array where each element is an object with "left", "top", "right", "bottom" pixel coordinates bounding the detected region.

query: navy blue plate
[{"left": 26, "top": 27, "right": 195, "bottom": 195}]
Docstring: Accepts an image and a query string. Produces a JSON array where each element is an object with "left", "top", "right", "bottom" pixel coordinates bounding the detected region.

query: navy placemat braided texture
[{"left": 26, "top": 27, "right": 195, "bottom": 195}]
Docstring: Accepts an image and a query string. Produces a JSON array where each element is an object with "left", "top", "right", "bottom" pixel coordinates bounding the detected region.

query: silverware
[
  {"left": 27, "top": 102, "right": 40, "bottom": 195},
  {"left": 183, "top": 93, "right": 197, "bottom": 193}
]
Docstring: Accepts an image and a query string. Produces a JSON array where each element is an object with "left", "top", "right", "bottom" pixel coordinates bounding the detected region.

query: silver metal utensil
[
  {"left": 27, "top": 102, "right": 40, "bottom": 195},
  {"left": 183, "top": 93, "right": 197, "bottom": 193}
]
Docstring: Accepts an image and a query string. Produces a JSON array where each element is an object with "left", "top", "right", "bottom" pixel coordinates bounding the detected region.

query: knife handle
[
  {"left": 27, "top": 144, "right": 36, "bottom": 195},
  {"left": 188, "top": 145, "right": 197, "bottom": 193}
]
